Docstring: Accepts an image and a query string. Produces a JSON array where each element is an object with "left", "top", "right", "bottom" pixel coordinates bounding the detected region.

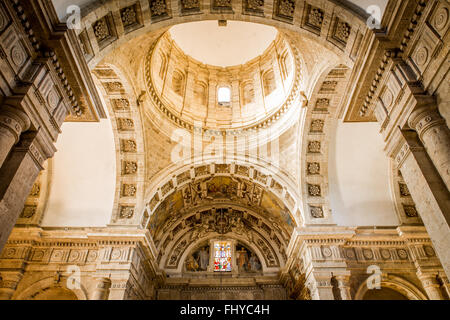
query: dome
[{"left": 144, "top": 23, "right": 303, "bottom": 134}]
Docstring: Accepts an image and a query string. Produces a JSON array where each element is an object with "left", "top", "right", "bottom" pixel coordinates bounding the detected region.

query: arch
[
  {"left": 354, "top": 275, "right": 428, "bottom": 300},
  {"left": 13, "top": 276, "right": 88, "bottom": 300},
  {"left": 91, "top": 63, "right": 147, "bottom": 226},
  {"left": 165, "top": 230, "right": 278, "bottom": 275},
  {"left": 299, "top": 63, "right": 351, "bottom": 225},
  {"left": 74, "top": 0, "right": 369, "bottom": 69},
  {"left": 143, "top": 159, "right": 302, "bottom": 228}
]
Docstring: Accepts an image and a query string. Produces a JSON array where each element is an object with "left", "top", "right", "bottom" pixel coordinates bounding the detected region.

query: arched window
[{"left": 217, "top": 86, "right": 231, "bottom": 106}]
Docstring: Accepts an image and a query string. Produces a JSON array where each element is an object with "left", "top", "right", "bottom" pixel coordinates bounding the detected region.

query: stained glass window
[{"left": 213, "top": 241, "right": 232, "bottom": 272}]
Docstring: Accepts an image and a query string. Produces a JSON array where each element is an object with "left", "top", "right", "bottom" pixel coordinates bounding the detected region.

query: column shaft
[
  {"left": 395, "top": 130, "right": 450, "bottom": 277},
  {"left": 409, "top": 106, "right": 450, "bottom": 190},
  {"left": 91, "top": 277, "right": 112, "bottom": 300},
  {"left": 418, "top": 273, "right": 444, "bottom": 300},
  {"left": 0, "top": 132, "right": 44, "bottom": 253}
]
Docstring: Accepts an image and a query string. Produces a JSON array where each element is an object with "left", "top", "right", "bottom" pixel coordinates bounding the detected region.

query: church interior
[{"left": 0, "top": 0, "right": 449, "bottom": 300}]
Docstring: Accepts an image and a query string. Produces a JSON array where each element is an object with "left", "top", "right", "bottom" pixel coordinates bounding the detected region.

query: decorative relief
[
  {"left": 309, "top": 119, "right": 324, "bottom": 133},
  {"left": 414, "top": 46, "right": 429, "bottom": 66},
  {"left": 321, "top": 246, "right": 332, "bottom": 258},
  {"left": 150, "top": 0, "right": 168, "bottom": 17},
  {"left": 181, "top": 0, "right": 201, "bottom": 13},
  {"left": 307, "top": 162, "right": 320, "bottom": 175},
  {"left": 307, "top": 184, "right": 321, "bottom": 197},
  {"left": 423, "top": 245, "right": 435, "bottom": 257},
  {"left": 363, "top": 249, "right": 374, "bottom": 260},
  {"left": 93, "top": 18, "right": 109, "bottom": 41},
  {"left": 402, "top": 204, "right": 418, "bottom": 217},
  {"left": 121, "top": 139, "right": 137, "bottom": 153},
  {"left": 161, "top": 180, "right": 174, "bottom": 196},
  {"left": 20, "top": 205, "right": 37, "bottom": 219},
  {"left": 167, "top": 239, "right": 188, "bottom": 267},
  {"left": 103, "top": 82, "right": 124, "bottom": 94},
  {"left": 117, "top": 118, "right": 134, "bottom": 131},
  {"left": 92, "top": 14, "right": 116, "bottom": 47},
  {"left": 195, "top": 165, "right": 210, "bottom": 176},
  {"left": 398, "top": 183, "right": 410, "bottom": 197},
  {"left": 111, "top": 98, "right": 130, "bottom": 111},
  {"left": 330, "top": 18, "right": 351, "bottom": 47},
  {"left": 122, "top": 184, "right": 137, "bottom": 197},
  {"left": 213, "top": 0, "right": 233, "bottom": 11},
  {"left": 244, "top": 0, "right": 264, "bottom": 15},
  {"left": 314, "top": 98, "right": 329, "bottom": 110},
  {"left": 149, "top": 193, "right": 160, "bottom": 210},
  {"left": 319, "top": 81, "right": 338, "bottom": 93},
  {"left": 430, "top": 4, "right": 449, "bottom": 34},
  {"left": 254, "top": 170, "right": 267, "bottom": 184},
  {"left": 177, "top": 171, "right": 190, "bottom": 185},
  {"left": 309, "top": 205, "right": 323, "bottom": 218},
  {"left": 123, "top": 161, "right": 138, "bottom": 175},
  {"left": 215, "top": 163, "right": 230, "bottom": 173},
  {"left": 345, "top": 248, "right": 356, "bottom": 260},
  {"left": 119, "top": 206, "right": 135, "bottom": 219},
  {"left": 10, "top": 44, "right": 26, "bottom": 67},
  {"left": 380, "top": 248, "right": 391, "bottom": 260},
  {"left": 120, "top": 5, "right": 139, "bottom": 30},
  {"left": 397, "top": 248, "right": 408, "bottom": 260},
  {"left": 235, "top": 165, "right": 249, "bottom": 177},
  {"left": 275, "top": 0, "right": 296, "bottom": 22},
  {"left": 303, "top": 5, "right": 324, "bottom": 33},
  {"left": 47, "top": 89, "right": 60, "bottom": 111},
  {"left": 256, "top": 237, "right": 278, "bottom": 267},
  {"left": 29, "top": 183, "right": 41, "bottom": 197},
  {"left": 307, "top": 141, "right": 321, "bottom": 153}
]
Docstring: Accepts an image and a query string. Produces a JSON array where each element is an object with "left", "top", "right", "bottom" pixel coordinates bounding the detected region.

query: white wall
[
  {"left": 328, "top": 121, "right": 399, "bottom": 226},
  {"left": 41, "top": 119, "right": 116, "bottom": 227}
]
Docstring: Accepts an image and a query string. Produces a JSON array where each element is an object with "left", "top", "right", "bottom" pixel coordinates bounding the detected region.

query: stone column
[
  {"left": 0, "top": 106, "right": 30, "bottom": 168},
  {"left": 0, "top": 132, "right": 47, "bottom": 253},
  {"left": 394, "top": 130, "right": 450, "bottom": 277},
  {"left": 408, "top": 105, "right": 450, "bottom": 190},
  {"left": 108, "top": 279, "right": 130, "bottom": 300},
  {"left": 438, "top": 272, "right": 450, "bottom": 299},
  {"left": 91, "top": 277, "right": 112, "bottom": 300},
  {"left": 418, "top": 273, "right": 444, "bottom": 300},
  {"left": 306, "top": 272, "right": 334, "bottom": 300},
  {"left": 335, "top": 274, "right": 352, "bottom": 300},
  {"left": 0, "top": 272, "right": 23, "bottom": 300}
]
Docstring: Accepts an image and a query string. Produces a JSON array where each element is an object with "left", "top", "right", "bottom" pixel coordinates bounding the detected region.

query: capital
[{"left": 0, "top": 105, "right": 31, "bottom": 143}]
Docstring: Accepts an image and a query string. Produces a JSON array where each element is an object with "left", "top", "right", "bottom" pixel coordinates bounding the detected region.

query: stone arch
[
  {"left": 92, "top": 64, "right": 147, "bottom": 226},
  {"left": 144, "top": 159, "right": 302, "bottom": 227},
  {"left": 13, "top": 276, "right": 88, "bottom": 300},
  {"left": 75, "top": 0, "right": 370, "bottom": 69},
  {"left": 299, "top": 63, "right": 351, "bottom": 224},
  {"left": 354, "top": 275, "right": 428, "bottom": 300}
]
